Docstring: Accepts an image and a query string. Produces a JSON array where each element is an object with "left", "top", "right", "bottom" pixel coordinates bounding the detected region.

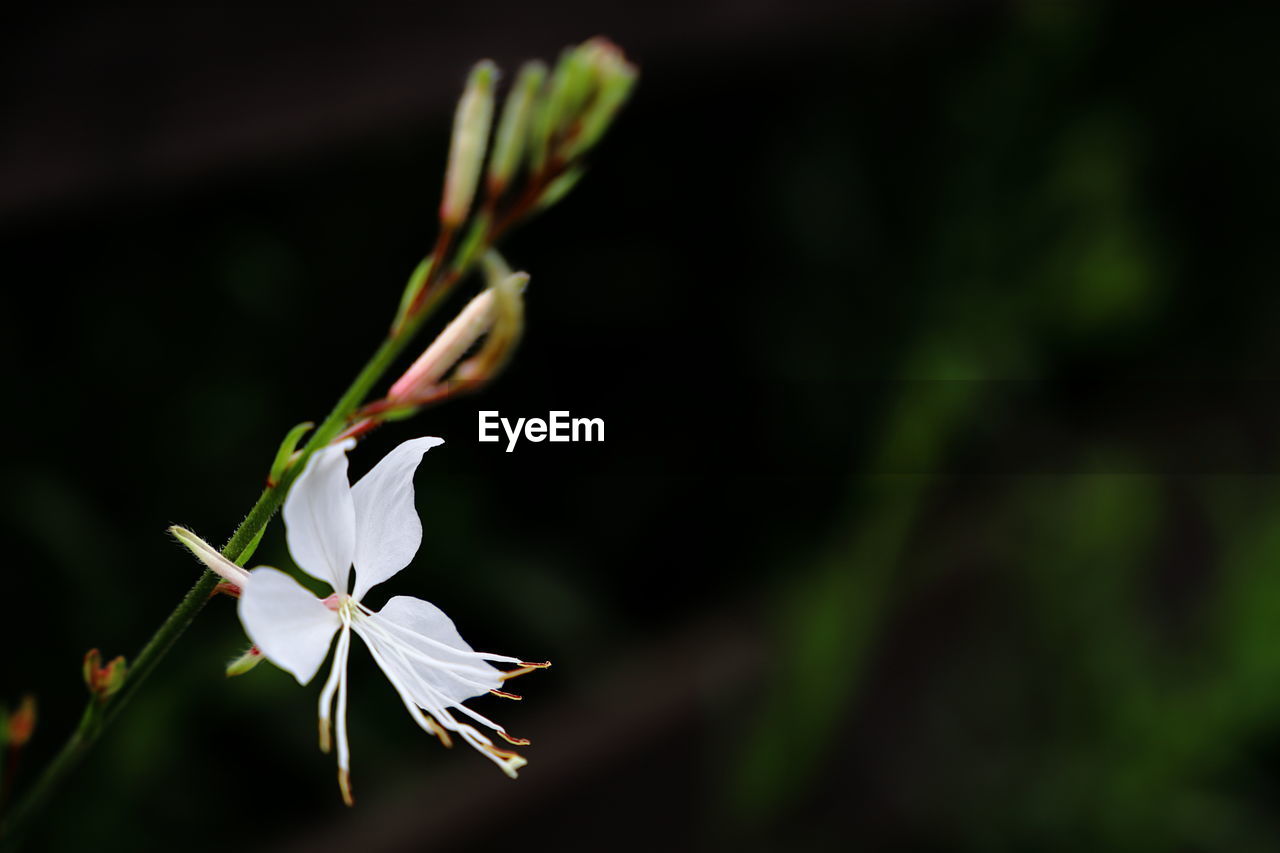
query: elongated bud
[
  {"left": 454, "top": 268, "right": 527, "bottom": 386},
  {"left": 543, "top": 47, "right": 593, "bottom": 144},
  {"left": 82, "top": 648, "right": 100, "bottom": 688},
  {"left": 226, "top": 644, "right": 264, "bottom": 677},
  {"left": 83, "top": 650, "right": 126, "bottom": 703},
  {"left": 528, "top": 48, "right": 582, "bottom": 171},
  {"left": 169, "top": 525, "right": 251, "bottom": 588},
  {"left": 441, "top": 61, "right": 498, "bottom": 228},
  {"left": 566, "top": 42, "right": 637, "bottom": 159},
  {"left": 487, "top": 62, "right": 546, "bottom": 197},
  {"left": 7, "top": 695, "right": 36, "bottom": 747},
  {"left": 388, "top": 289, "right": 497, "bottom": 404}
]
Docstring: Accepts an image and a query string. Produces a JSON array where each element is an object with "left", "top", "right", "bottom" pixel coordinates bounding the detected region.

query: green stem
[
  {"left": 0, "top": 330, "right": 417, "bottom": 847},
  {"left": 0, "top": 135, "right": 532, "bottom": 846}
]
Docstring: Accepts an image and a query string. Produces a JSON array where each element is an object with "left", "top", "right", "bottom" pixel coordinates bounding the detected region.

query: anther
[
  {"left": 497, "top": 730, "right": 531, "bottom": 746},
  {"left": 426, "top": 716, "right": 454, "bottom": 748},
  {"left": 338, "top": 768, "right": 354, "bottom": 807}
]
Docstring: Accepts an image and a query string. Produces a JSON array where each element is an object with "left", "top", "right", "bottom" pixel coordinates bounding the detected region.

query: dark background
[{"left": 5, "top": 2, "right": 1280, "bottom": 850}]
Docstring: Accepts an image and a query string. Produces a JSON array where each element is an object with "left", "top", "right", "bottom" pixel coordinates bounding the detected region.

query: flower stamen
[
  {"left": 351, "top": 623, "right": 470, "bottom": 749},
  {"left": 355, "top": 601, "right": 523, "bottom": 665},
  {"left": 335, "top": 616, "right": 353, "bottom": 806},
  {"left": 426, "top": 716, "right": 454, "bottom": 748},
  {"left": 354, "top": 611, "right": 509, "bottom": 691},
  {"left": 499, "top": 661, "right": 551, "bottom": 681},
  {"left": 479, "top": 742, "right": 528, "bottom": 779},
  {"left": 354, "top": 621, "right": 534, "bottom": 775},
  {"left": 497, "top": 730, "right": 531, "bottom": 746},
  {"left": 316, "top": 626, "right": 351, "bottom": 754},
  {"left": 338, "top": 768, "right": 354, "bottom": 808}
]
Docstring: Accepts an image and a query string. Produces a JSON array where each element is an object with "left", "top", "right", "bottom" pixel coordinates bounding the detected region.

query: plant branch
[
  {"left": 0, "top": 291, "right": 429, "bottom": 848},
  {"left": 1, "top": 37, "right": 637, "bottom": 844}
]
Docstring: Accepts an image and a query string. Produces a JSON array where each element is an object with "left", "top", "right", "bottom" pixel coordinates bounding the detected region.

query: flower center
[{"left": 322, "top": 593, "right": 356, "bottom": 617}]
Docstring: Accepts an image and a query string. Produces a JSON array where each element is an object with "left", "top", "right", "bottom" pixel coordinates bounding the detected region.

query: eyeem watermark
[{"left": 478, "top": 410, "right": 605, "bottom": 452}]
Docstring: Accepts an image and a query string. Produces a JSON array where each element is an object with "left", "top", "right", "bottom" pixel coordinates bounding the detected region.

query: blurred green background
[{"left": 4, "top": 2, "right": 1280, "bottom": 850}]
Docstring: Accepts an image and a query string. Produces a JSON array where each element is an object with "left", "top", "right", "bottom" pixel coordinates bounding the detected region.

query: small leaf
[
  {"left": 268, "top": 421, "right": 315, "bottom": 487},
  {"left": 536, "top": 166, "right": 586, "bottom": 211},
  {"left": 392, "top": 257, "right": 434, "bottom": 335}
]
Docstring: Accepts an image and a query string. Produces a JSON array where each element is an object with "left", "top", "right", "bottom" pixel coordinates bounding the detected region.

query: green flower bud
[
  {"left": 440, "top": 60, "right": 498, "bottom": 227},
  {"left": 226, "top": 645, "right": 265, "bottom": 677},
  {"left": 487, "top": 61, "right": 546, "bottom": 196}
]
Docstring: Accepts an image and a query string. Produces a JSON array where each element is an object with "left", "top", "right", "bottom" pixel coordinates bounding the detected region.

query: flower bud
[
  {"left": 6, "top": 694, "right": 37, "bottom": 748},
  {"left": 169, "top": 525, "right": 252, "bottom": 588},
  {"left": 388, "top": 288, "right": 497, "bottom": 405},
  {"left": 453, "top": 269, "right": 527, "bottom": 387},
  {"left": 487, "top": 61, "right": 546, "bottom": 197},
  {"left": 440, "top": 61, "right": 498, "bottom": 228},
  {"left": 83, "top": 650, "right": 126, "bottom": 703},
  {"left": 226, "top": 644, "right": 265, "bottom": 677},
  {"left": 529, "top": 47, "right": 589, "bottom": 171},
  {"left": 566, "top": 43, "right": 637, "bottom": 159}
]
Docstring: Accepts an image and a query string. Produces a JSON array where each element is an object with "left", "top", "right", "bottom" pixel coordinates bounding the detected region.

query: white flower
[{"left": 173, "top": 436, "right": 546, "bottom": 804}]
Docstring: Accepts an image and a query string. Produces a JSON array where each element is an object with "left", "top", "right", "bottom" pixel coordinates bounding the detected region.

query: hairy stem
[
  {"left": 1, "top": 118, "right": 581, "bottom": 850},
  {"left": 0, "top": 315, "right": 420, "bottom": 846}
]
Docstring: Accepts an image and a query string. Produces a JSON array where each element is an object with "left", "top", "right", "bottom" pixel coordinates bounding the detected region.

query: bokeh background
[{"left": 4, "top": 2, "right": 1280, "bottom": 850}]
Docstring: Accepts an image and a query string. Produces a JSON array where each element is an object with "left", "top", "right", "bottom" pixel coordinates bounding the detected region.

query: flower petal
[
  {"left": 367, "top": 595, "right": 502, "bottom": 704},
  {"left": 283, "top": 439, "right": 357, "bottom": 593},
  {"left": 238, "top": 567, "right": 340, "bottom": 685},
  {"left": 349, "top": 436, "right": 444, "bottom": 600}
]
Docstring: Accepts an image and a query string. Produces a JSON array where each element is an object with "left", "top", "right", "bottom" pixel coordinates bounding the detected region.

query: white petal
[
  {"left": 283, "top": 439, "right": 357, "bottom": 593},
  {"left": 349, "top": 436, "right": 444, "bottom": 600},
  {"left": 367, "top": 595, "right": 502, "bottom": 704},
  {"left": 238, "top": 567, "right": 340, "bottom": 685}
]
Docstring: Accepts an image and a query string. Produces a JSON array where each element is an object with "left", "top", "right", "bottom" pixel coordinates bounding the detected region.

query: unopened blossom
[{"left": 172, "top": 436, "right": 545, "bottom": 804}]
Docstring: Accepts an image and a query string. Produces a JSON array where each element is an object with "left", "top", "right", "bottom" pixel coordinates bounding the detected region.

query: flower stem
[
  {"left": 0, "top": 329, "right": 419, "bottom": 846},
  {"left": 0, "top": 101, "right": 584, "bottom": 845}
]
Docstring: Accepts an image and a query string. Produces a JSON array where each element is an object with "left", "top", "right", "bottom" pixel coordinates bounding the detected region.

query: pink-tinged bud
[
  {"left": 452, "top": 269, "right": 526, "bottom": 386},
  {"left": 7, "top": 694, "right": 36, "bottom": 747},
  {"left": 83, "top": 650, "right": 127, "bottom": 703},
  {"left": 82, "top": 648, "right": 100, "bottom": 689},
  {"left": 440, "top": 61, "right": 497, "bottom": 228},
  {"left": 388, "top": 288, "right": 497, "bottom": 403},
  {"left": 169, "top": 525, "right": 252, "bottom": 588}
]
